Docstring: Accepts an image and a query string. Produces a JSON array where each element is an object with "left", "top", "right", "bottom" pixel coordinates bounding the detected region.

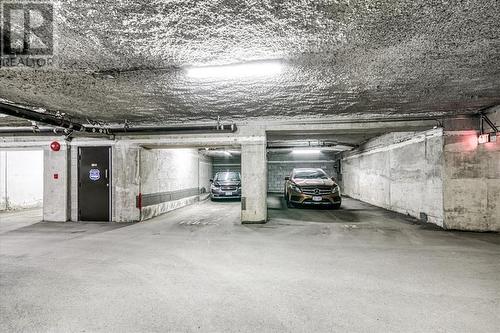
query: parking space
[
  {"left": 267, "top": 194, "right": 420, "bottom": 227},
  {"left": 1, "top": 197, "right": 499, "bottom": 332}
]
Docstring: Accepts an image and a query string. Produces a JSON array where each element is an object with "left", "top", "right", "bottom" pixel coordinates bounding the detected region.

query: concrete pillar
[
  {"left": 442, "top": 108, "right": 500, "bottom": 231},
  {"left": 443, "top": 130, "right": 500, "bottom": 231},
  {"left": 43, "top": 142, "right": 70, "bottom": 222},
  {"left": 112, "top": 141, "right": 141, "bottom": 222},
  {"left": 241, "top": 143, "right": 267, "bottom": 223}
]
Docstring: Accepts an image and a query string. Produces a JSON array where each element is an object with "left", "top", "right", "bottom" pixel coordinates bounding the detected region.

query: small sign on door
[{"left": 89, "top": 168, "right": 101, "bottom": 181}]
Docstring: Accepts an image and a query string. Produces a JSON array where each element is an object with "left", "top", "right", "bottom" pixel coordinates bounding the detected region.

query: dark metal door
[{"left": 78, "top": 147, "right": 111, "bottom": 221}]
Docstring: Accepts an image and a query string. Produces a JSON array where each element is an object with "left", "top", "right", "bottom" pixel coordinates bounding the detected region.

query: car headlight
[
  {"left": 211, "top": 184, "right": 219, "bottom": 190},
  {"left": 290, "top": 184, "right": 301, "bottom": 193},
  {"left": 332, "top": 185, "right": 340, "bottom": 193}
]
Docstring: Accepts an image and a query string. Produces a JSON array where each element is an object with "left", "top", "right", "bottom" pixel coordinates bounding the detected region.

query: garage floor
[
  {"left": 0, "top": 208, "right": 43, "bottom": 234},
  {"left": 1, "top": 197, "right": 499, "bottom": 332}
]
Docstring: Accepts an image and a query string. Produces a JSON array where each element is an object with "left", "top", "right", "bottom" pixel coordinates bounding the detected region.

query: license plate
[
  {"left": 225, "top": 192, "right": 234, "bottom": 196},
  {"left": 312, "top": 196, "right": 322, "bottom": 201}
]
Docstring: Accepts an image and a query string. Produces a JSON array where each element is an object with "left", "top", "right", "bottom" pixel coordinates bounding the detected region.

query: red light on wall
[
  {"left": 50, "top": 141, "right": 61, "bottom": 151},
  {"left": 53, "top": 173, "right": 59, "bottom": 179}
]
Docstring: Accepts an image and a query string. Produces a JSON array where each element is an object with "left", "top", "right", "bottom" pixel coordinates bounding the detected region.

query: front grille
[
  {"left": 301, "top": 186, "right": 332, "bottom": 195},
  {"left": 221, "top": 186, "right": 237, "bottom": 191}
]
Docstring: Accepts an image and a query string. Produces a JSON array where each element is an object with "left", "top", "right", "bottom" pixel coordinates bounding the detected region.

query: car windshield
[
  {"left": 215, "top": 172, "right": 240, "bottom": 181},
  {"left": 293, "top": 169, "right": 329, "bottom": 179}
]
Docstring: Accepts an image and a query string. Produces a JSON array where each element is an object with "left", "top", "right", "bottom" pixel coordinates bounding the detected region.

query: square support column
[
  {"left": 241, "top": 143, "right": 267, "bottom": 223},
  {"left": 442, "top": 109, "right": 500, "bottom": 231},
  {"left": 112, "top": 142, "right": 141, "bottom": 222},
  {"left": 43, "top": 142, "right": 70, "bottom": 222},
  {"left": 443, "top": 130, "right": 500, "bottom": 231}
]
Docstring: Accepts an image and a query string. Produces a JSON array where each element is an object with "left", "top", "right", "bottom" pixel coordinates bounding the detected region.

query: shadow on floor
[{"left": 4, "top": 220, "right": 136, "bottom": 236}]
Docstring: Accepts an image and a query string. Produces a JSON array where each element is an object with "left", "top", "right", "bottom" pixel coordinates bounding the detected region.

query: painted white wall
[
  {"left": 199, "top": 154, "right": 213, "bottom": 195},
  {"left": 140, "top": 148, "right": 211, "bottom": 220},
  {"left": 141, "top": 148, "right": 199, "bottom": 193},
  {"left": 0, "top": 150, "right": 43, "bottom": 211},
  {"left": 0, "top": 151, "right": 6, "bottom": 210},
  {"left": 342, "top": 129, "right": 444, "bottom": 226}
]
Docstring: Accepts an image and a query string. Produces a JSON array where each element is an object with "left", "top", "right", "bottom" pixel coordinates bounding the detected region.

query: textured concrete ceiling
[{"left": 0, "top": 0, "right": 499, "bottom": 127}]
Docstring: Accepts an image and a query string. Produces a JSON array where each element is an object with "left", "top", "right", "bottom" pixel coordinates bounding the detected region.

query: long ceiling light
[
  {"left": 292, "top": 149, "right": 322, "bottom": 154},
  {"left": 186, "top": 61, "right": 283, "bottom": 79}
]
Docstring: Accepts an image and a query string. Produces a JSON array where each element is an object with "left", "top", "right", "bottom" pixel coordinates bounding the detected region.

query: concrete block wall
[
  {"left": 212, "top": 155, "right": 241, "bottom": 177},
  {"left": 213, "top": 151, "right": 339, "bottom": 193},
  {"left": 0, "top": 150, "right": 43, "bottom": 211},
  {"left": 267, "top": 151, "right": 339, "bottom": 193},
  {"left": 341, "top": 129, "right": 444, "bottom": 226}
]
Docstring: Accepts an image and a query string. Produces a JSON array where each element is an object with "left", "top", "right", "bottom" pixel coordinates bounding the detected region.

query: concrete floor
[
  {"left": 0, "top": 208, "right": 43, "bottom": 234},
  {"left": 1, "top": 197, "right": 499, "bottom": 332}
]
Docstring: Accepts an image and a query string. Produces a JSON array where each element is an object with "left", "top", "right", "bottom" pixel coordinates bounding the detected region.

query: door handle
[{"left": 105, "top": 169, "right": 108, "bottom": 179}]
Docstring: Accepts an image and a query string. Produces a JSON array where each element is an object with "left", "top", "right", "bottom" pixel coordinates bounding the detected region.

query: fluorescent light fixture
[
  {"left": 292, "top": 149, "right": 321, "bottom": 154},
  {"left": 223, "top": 151, "right": 232, "bottom": 156},
  {"left": 186, "top": 61, "right": 283, "bottom": 79}
]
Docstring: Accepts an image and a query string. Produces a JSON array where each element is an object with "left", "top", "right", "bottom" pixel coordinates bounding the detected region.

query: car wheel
[{"left": 286, "top": 194, "right": 294, "bottom": 208}]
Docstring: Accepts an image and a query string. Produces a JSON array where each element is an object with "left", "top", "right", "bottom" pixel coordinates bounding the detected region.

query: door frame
[{"left": 77, "top": 146, "right": 112, "bottom": 222}]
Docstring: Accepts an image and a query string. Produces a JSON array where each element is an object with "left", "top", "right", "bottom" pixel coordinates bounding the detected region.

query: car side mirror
[
  {"left": 331, "top": 177, "right": 336, "bottom": 182},
  {"left": 210, "top": 179, "right": 213, "bottom": 182},
  {"left": 285, "top": 176, "right": 290, "bottom": 181}
]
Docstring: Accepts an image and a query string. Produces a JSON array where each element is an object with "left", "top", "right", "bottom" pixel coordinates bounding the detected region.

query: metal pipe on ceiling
[
  {"left": 0, "top": 126, "right": 61, "bottom": 134},
  {"left": 0, "top": 102, "right": 237, "bottom": 135},
  {"left": 0, "top": 102, "right": 86, "bottom": 132},
  {"left": 105, "top": 123, "right": 237, "bottom": 134}
]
